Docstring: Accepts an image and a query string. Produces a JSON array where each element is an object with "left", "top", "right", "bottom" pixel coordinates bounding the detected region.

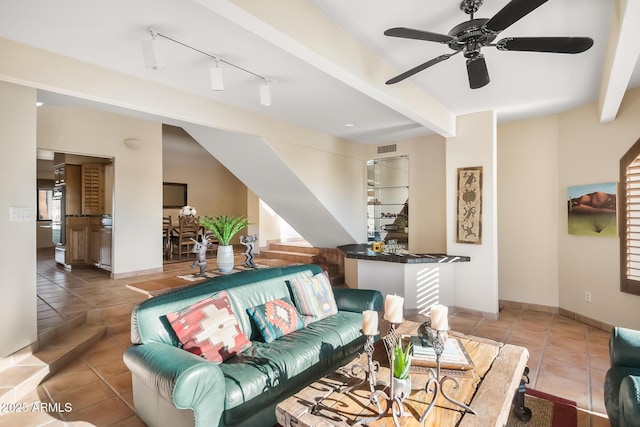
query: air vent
[{"left": 377, "top": 144, "right": 397, "bottom": 154}]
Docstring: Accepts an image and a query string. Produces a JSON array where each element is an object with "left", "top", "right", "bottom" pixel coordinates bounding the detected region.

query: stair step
[
  {"left": 35, "top": 323, "right": 107, "bottom": 379},
  {"left": 38, "top": 312, "right": 88, "bottom": 349},
  {"left": 104, "top": 313, "right": 131, "bottom": 336},
  {"left": 0, "top": 356, "right": 48, "bottom": 405},
  {"left": 260, "top": 249, "right": 319, "bottom": 264},
  {"left": 268, "top": 242, "right": 319, "bottom": 254},
  {"left": 87, "top": 303, "right": 133, "bottom": 336}
]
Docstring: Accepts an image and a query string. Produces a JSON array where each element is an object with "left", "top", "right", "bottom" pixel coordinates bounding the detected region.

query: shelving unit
[{"left": 367, "top": 156, "right": 409, "bottom": 245}]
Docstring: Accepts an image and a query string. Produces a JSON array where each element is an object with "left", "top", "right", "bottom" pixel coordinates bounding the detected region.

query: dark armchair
[{"left": 604, "top": 327, "right": 640, "bottom": 427}]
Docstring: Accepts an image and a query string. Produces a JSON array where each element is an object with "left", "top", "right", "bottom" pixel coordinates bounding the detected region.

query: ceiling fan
[{"left": 384, "top": 0, "right": 594, "bottom": 89}]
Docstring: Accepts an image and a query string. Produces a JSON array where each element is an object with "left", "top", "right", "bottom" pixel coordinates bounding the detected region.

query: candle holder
[
  {"left": 346, "top": 333, "right": 382, "bottom": 395},
  {"left": 355, "top": 322, "right": 409, "bottom": 427},
  {"left": 419, "top": 329, "right": 476, "bottom": 422}
]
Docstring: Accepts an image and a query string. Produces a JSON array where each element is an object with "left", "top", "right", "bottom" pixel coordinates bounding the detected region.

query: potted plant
[
  {"left": 200, "top": 214, "right": 250, "bottom": 272},
  {"left": 392, "top": 340, "right": 412, "bottom": 399}
]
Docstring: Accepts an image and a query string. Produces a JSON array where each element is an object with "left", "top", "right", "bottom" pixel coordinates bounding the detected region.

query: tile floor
[{"left": 0, "top": 250, "right": 611, "bottom": 426}]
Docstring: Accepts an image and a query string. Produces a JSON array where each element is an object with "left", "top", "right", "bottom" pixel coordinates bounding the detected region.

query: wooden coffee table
[{"left": 276, "top": 321, "right": 528, "bottom": 427}]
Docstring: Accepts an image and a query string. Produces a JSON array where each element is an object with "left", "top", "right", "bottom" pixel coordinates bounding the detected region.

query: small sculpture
[
  {"left": 239, "top": 234, "right": 258, "bottom": 268},
  {"left": 190, "top": 235, "right": 211, "bottom": 277}
]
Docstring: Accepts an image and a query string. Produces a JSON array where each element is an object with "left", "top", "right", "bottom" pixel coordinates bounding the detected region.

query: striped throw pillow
[{"left": 288, "top": 271, "right": 338, "bottom": 324}]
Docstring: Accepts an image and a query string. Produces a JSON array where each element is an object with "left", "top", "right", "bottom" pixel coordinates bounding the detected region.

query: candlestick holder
[
  {"left": 419, "top": 329, "right": 476, "bottom": 422},
  {"left": 346, "top": 333, "right": 382, "bottom": 395},
  {"left": 355, "top": 322, "right": 409, "bottom": 427}
]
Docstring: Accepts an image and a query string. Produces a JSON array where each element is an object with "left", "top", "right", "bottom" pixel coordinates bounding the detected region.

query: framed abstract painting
[
  {"left": 456, "top": 166, "right": 482, "bottom": 244},
  {"left": 567, "top": 182, "right": 617, "bottom": 236}
]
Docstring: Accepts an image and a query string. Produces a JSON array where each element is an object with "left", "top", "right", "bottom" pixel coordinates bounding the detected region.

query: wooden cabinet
[
  {"left": 64, "top": 216, "right": 111, "bottom": 271},
  {"left": 88, "top": 217, "right": 112, "bottom": 271},
  {"left": 82, "top": 163, "right": 105, "bottom": 215},
  {"left": 66, "top": 217, "right": 89, "bottom": 265},
  {"left": 64, "top": 164, "right": 82, "bottom": 216}
]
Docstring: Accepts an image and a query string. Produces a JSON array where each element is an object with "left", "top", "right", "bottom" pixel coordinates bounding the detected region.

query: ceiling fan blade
[
  {"left": 497, "top": 37, "right": 594, "bottom": 53},
  {"left": 384, "top": 27, "right": 453, "bottom": 44},
  {"left": 466, "top": 55, "right": 490, "bottom": 89},
  {"left": 386, "top": 54, "right": 456, "bottom": 85},
  {"left": 485, "top": 0, "right": 549, "bottom": 33}
]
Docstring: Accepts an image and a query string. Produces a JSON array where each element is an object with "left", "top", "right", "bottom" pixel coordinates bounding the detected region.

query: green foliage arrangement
[
  {"left": 393, "top": 340, "right": 412, "bottom": 380},
  {"left": 200, "top": 214, "right": 250, "bottom": 246}
]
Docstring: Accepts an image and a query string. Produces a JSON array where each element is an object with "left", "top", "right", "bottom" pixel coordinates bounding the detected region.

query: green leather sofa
[
  {"left": 123, "top": 264, "right": 383, "bottom": 427},
  {"left": 604, "top": 327, "right": 640, "bottom": 427}
]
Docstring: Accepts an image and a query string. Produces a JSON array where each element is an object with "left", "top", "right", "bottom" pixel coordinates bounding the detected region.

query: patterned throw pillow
[
  {"left": 246, "top": 297, "right": 304, "bottom": 343},
  {"left": 288, "top": 271, "right": 338, "bottom": 324},
  {"left": 166, "top": 291, "right": 251, "bottom": 362}
]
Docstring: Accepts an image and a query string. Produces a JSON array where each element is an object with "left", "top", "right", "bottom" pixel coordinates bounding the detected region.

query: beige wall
[
  {"left": 37, "top": 106, "right": 163, "bottom": 276},
  {"left": 447, "top": 111, "right": 499, "bottom": 316},
  {"left": 498, "top": 115, "right": 560, "bottom": 307},
  {"left": 498, "top": 87, "right": 640, "bottom": 329},
  {"left": 558, "top": 88, "right": 640, "bottom": 329},
  {"left": 0, "top": 82, "right": 38, "bottom": 358},
  {"left": 162, "top": 125, "right": 248, "bottom": 228}
]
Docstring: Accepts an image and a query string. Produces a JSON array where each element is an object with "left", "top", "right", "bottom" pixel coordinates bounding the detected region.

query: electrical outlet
[{"left": 584, "top": 291, "right": 592, "bottom": 302}]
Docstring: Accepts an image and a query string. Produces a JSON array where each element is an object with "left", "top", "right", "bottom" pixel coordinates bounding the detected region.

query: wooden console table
[{"left": 276, "top": 321, "right": 528, "bottom": 427}]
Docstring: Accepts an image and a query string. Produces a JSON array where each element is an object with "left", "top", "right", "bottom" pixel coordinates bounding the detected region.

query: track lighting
[
  {"left": 210, "top": 60, "right": 224, "bottom": 91},
  {"left": 142, "top": 28, "right": 272, "bottom": 105},
  {"left": 140, "top": 29, "right": 164, "bottom": 70},
  {"left": 259, "top": 80, "right": 272, "bottom": 107}
]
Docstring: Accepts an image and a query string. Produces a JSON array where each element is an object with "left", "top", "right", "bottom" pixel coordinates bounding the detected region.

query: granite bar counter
[
  {"left": 337, "top": 244, "right": 470, "bottom": 264},
  {"left": 338, "top": 244, "right": 470, "bottom": 317}
]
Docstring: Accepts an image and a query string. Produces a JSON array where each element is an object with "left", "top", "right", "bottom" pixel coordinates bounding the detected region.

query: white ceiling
[{"left": 1, "top": 0, "right": 639, "bottom": 144}]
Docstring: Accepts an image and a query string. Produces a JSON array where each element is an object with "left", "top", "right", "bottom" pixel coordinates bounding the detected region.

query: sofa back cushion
[{"left": 130, "top": 264, "right": 323, "bottom": 345}]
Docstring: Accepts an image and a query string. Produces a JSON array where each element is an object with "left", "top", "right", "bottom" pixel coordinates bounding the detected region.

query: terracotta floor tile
[
  {"left": 543, "top": 344, "right": 588, "bottom": 368},
  {"left": 576, "top": 409, "right": 590, "bottom": 427},
  {"left": 469, "top": 322, "right": 511, "bottom": 342},
  {"left": 108, "top": 414, "right": 148, "bottom": 427},
  {"left": 539, "top": 358, "right": 589, "bottom": 386},
  {"left": 535, "top": 374, "right": 589, "bottom": 408},
  {"left": 104, "top": 371, "right": 133, "bottom": 395},
  {"left": 53, "top": 380, "right": 116, "bottom": 413},
  {"left": 63, "top": 395, "right": 135, "bottom": 425},
  {"left": 590, "top": 411, "right": 612, "bottom": 427},
  {"left": 42, "top": 363, "right": 101, "bottom": 397}
]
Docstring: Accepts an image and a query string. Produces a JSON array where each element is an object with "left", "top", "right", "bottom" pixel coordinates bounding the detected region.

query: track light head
[
  {"left": 259, "top": 80, "right": 272, "bottom": 106},
  {"left": 210, "top": 61, "right": 224, "bottom": 91},
  {"left": 141, "top": 29, "right": 164, "bottom": 70}
]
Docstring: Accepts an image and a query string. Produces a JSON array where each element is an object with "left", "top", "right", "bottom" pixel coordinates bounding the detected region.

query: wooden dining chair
[{"left": 171, "top": 215, "right": 201, "bottom": 260}]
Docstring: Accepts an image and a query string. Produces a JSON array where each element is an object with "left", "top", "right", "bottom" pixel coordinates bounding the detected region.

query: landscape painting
[{"left": 567, "top": 182, "right": 617, "bottom": 237}]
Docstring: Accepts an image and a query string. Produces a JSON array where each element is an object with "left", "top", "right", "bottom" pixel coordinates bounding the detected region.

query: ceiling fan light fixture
[
  {"left": 466, "top": 55, "right": 490, "bottom": 89},
  {"left": 210, "top": 61, "right": 224, "bottom": 91},
  {"left": 140, "top": 29, "right": 164, "bottom": 70},
  {"left": 384, "top": 0, "right": 592, "bottom": 89}
]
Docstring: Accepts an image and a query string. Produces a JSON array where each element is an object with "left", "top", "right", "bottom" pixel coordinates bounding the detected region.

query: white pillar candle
[
  {"left": 430, "top": 304, "right": 449, "bottom": 330},
  {"left": 383, "top": 294, "right": 404, "bottom": 324},
  {"left": 362, "top": 310, "right": 379, "bottom": 335}
]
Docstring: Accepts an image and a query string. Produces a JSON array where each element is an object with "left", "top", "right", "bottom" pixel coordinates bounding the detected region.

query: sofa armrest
[
  {"left": 124, "top": 343, "right": 225, "bottom": 426},
  {"left": 619, "top": 375, "right": 640, "bottom": 427},
  {"left": 333, "top": 288, "right": 383, "bottom": 313},
  {"left": 610, "top": 327, "right": 640, "bottom": 368}
]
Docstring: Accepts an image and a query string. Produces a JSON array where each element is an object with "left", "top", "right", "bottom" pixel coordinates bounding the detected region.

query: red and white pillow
[{"left": 166, "top": 291, "right": 251, "bottom": 362}]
